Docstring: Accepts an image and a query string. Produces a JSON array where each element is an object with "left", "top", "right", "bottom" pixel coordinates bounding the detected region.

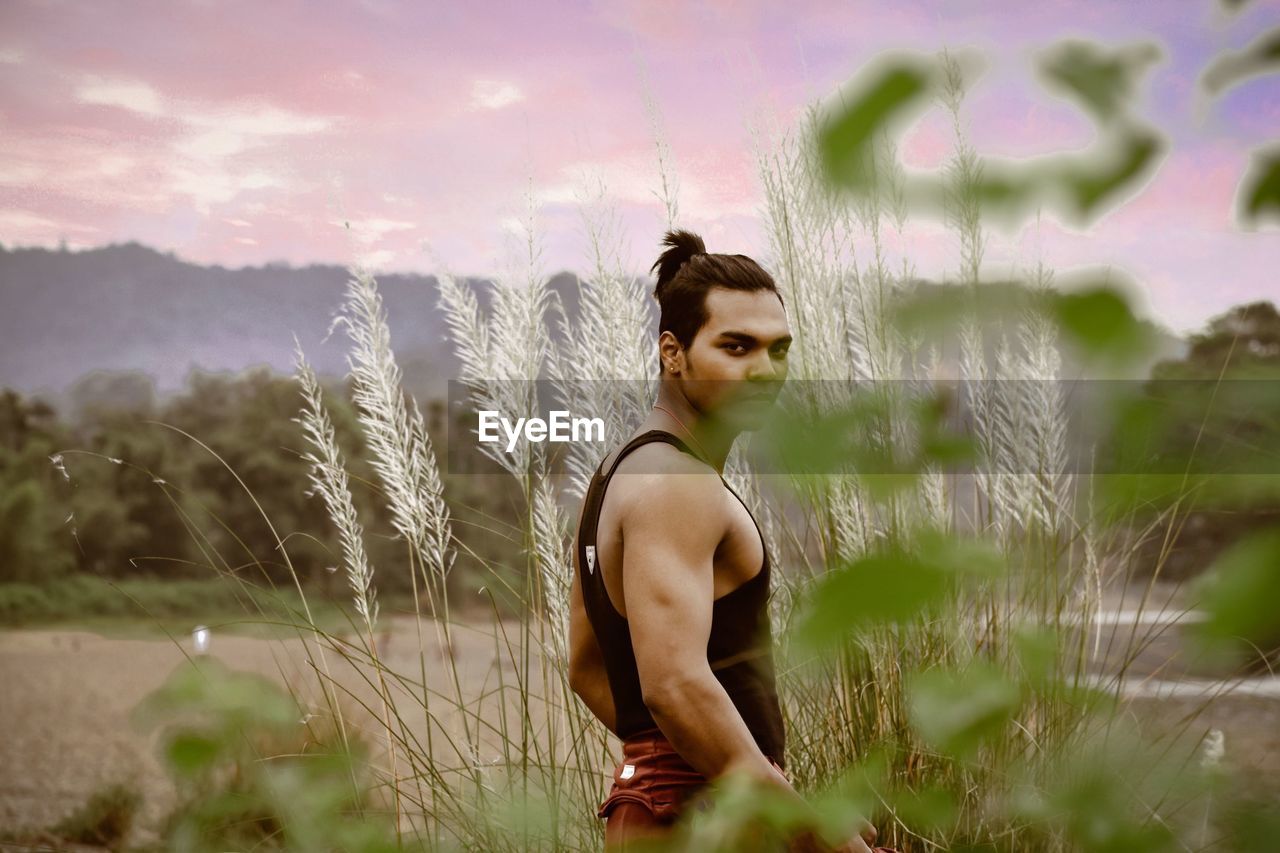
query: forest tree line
[
  {"left": 0, "top": 365, "right": 530, "bottom": 620},
  {"left": 1, "top": 299, "right": 1277, "bottom": 621}
]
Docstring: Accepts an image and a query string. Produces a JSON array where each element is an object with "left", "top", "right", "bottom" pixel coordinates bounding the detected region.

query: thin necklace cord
[{"left": 652, "top": 403, "right": 715, "bottom": 469}]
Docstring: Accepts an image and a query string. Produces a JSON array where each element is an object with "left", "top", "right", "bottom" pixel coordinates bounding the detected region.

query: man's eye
[
  {"left": 725, "top": 344, "right": 748, "bottom": 354},
  {"left": 772, "top": 348, "right": 789, "bottom": 359}
]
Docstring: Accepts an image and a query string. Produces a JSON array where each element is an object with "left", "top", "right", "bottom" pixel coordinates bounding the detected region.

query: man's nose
[{"left": 747, "top": 351, "right": 783, "bottom": 380}]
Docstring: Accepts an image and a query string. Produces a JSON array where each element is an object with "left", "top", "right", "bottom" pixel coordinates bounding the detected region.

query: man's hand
[
  {"left": 750, "top": 771, "right": 876, "bottom": 853},
  {"left": 847, "top": 817, "right": 879, "bottom": 850},
  {"left": 750, "top": 759, "right": 879, "bottom": 853},
  {"left": 832, "top": 819, "right": 878, "bottom": 852},
  {"left": 785, "top": 827, "right": 874, "bottom": 853}
]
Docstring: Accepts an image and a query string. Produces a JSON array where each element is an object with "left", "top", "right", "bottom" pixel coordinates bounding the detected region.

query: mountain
[
  {"left": 0, "top": 242, "right": 596, "bottom": 409},
  {"left": 0, "top": 242, "right": 1184, "bottom": 419}
]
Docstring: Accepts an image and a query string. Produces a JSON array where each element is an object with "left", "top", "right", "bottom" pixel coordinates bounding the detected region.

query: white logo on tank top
[{"left": 585, "top": 545, "right": 596, "bottom": 575}]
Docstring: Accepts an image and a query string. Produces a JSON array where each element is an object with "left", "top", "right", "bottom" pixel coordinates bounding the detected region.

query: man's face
[{"left": 679, "top": 287, "right": 791, "bottom": 431}]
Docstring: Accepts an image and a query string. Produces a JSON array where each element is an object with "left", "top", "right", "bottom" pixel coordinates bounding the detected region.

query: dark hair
[{"left": 648, "top": 228, "right": 783, "bottom": 351}]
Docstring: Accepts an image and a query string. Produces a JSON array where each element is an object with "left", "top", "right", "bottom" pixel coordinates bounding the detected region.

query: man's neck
[{"left": 647, "top": 388, "right": 739, "bottom": 475}]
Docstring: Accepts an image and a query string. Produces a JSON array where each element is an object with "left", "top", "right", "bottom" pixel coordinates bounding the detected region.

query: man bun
[
  {"left": 646, "top": 227, "right": 781, "bottom": 357},
  {"left": 650, "top": 228, "right": 707, "bottom": 299}
]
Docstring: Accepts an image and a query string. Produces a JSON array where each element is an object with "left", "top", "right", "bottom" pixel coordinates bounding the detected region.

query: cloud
[
  {"left": 164, "top": 104, "right": 333, "bottom": 210},
  {"left": 167, "top": 101, "right": 334, "bottom": 172},
  {"left": 532, "top": 183, "right": 582, "bottom": 206},
  {"left": 0, "top": 163, "right": 44, "bottom": 186},
  {"left": 95, "top": 154, "right": 134, "bottom": 178},
  {"left": 179, "top": 102, "right": 333, "bottom": 136},
  {"left": 174, "top": 128, "right": 249, "bottom": 161},
  {"left": 72, "top": 73, "right": 334, "bottom": 135},
  {"left": 469, "top": 80, "right": 525, "bottom": 110},
  {"left": 354, "top": 248, "right": 397, "bottom": 269},
  {"left": 0, "top": 132, "right": 171, "bottom": 211},
  {"left": 168, "top": 167, "right": 286, "bottom": 210},
  {"left": 541, "top": 148, "right": 761, "bottom": 220},
  {"left": 0, "top": 208, "right": 100, "bottom": 239},
  {"left": 74, "top": 76, "right": 165, "bottom": 116},
  {"left": 334, "top": 216, "right": 418, "bottom": 246},
  {"left": 0, "top": 46, "right": 24, "bottom": 64},
  {"left": 542, "top": 153, "right": 659, "bottom": 208},
  {"left": 61, "top": 73, "right": 336, "bottom": 210},
  {"left": 239, "top": 172, "right": 284, "bottom": 190}
]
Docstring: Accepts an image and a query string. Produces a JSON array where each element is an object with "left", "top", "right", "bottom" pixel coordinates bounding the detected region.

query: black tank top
[{"left": 576, "top": 429, "right": 787, "bottom": 769}]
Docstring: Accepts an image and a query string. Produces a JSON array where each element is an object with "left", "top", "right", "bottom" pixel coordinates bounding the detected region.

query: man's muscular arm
[
  {"left": 623, "top": 460, "right": 876, "bottom": 853},
  {"left": 619, "top": 459, "right": 781, "bottom": 784}
]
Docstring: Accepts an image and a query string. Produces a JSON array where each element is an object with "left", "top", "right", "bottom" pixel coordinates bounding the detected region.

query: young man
[{"left": 568, "top": 230, "right": 878, "bottom": 852}]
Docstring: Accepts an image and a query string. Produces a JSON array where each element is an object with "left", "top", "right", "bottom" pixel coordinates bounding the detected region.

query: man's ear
[{"left": 657, "top": 331, "right": 683, "bottom": 374}]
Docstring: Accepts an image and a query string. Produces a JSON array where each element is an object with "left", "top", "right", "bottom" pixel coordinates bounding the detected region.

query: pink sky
[{"left": 1, "top": 0, "right": 1276, "bottom": 334}]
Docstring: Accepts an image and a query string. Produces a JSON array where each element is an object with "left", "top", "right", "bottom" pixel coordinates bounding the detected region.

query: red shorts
[{"left": 597, "top": 727, "right": 788, "bottom": 850}]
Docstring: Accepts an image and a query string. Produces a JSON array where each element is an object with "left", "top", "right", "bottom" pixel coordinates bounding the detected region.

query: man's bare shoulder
[{"left": 608, "top": 441, "right": 725, "bottom": 525}]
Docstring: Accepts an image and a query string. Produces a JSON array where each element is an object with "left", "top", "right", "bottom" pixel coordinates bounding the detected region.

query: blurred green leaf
[
  {"left": 858, "top": 472, "right": 924, "bottom": 500},
  {"left": 1190, "top": 527, "right": 1280, "bottom": 663},
  {"left": 974, "top": 169, "right": 1038, "bottom": 214},
  {"left": 918, "top": 529, "right": 1006, "bottom": 579},
  {"left": 890, "top": 282, "right": 1028, "bottom": 335},
  {"left": 1047, "top": 761, "right": 1179, "bottom": 853},
  {"left": 914, "top": 392, "right": 978, "bottom": 468},
  {"left": 888, "top": 286, "right": 966, "bottom": 333},
  {"left": 132, "top": 657, "right": 300, "bottom": 734},
  {"left": 1057, "top": 127, "right": 1164, "bottom": 220},
  {"left": 1227, "top": 797, "right": 1280, "bottom": 852},
  {"left": 131, "top": 656, "right": 395, "bottom": 852},
  {"left": 260, "top": 753, "right": 391, "bottom": 853},
  {"left": 798, "top": 549, "right": 949, "bottom": 648},
  {"left": 760, "top": 387, "right": 974, "bottom": 491},
  {"left": 1038, "top": 40, "right": 1162, "bottom": 122},
  {"left": 165, "top": 731, "right": 223, "bottom": 777},
  {"left": 1200, "top": 28, "right": 1280, "bottom": 97},
  {"left": 921, "top": 432, "right": 977, "bottom": 466},
  {"left": 761, "top": 395, "right": 892, "bottom": 475},
  {"left": 798, "top": 533, "right": 1003, "bottom": 651},
  {"left": 681, "top": 762, "right": 829, "bottom": 851},
  {"left": 1013, "top": 627, "right": 1060, "bottom": 689},
  {"left": 479, "top": 772, "right": 563, "bottom": 847},
  {"left": 1051, "top": 285, "right": 1155, "bottom": 364},
  {"left": 1239, "top": 146, "right": 1280, "bottom": 226},
  {"left": 891, "top": 784, "right": 958, "bottom": 833},
  {"left": 908, "top": 663, "right": 1022, "bottom": 759},
  {"left": 819, "top": 55, "right": 936, "bottom": 193},
  {"left": 1099, "top": 388, "right": 1169, "bottom": 476}
]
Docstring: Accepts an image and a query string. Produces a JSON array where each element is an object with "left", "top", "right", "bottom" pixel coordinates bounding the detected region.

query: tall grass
[{"left": 152, "top": 49, "right": 1234, "bottom": 853}]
